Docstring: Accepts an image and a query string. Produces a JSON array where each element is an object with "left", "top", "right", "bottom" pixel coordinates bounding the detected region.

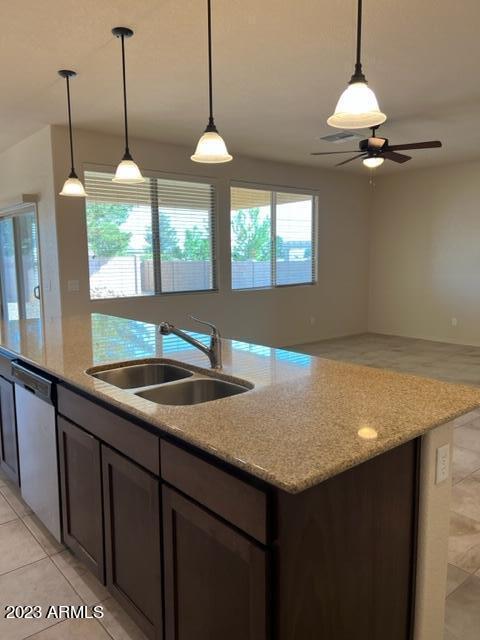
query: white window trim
[
  {"left": 84, "top": 166, "right": 219, "bottom": 300},
  {"left": 229, "top": 181, "right": 318, "bottom": 292}
]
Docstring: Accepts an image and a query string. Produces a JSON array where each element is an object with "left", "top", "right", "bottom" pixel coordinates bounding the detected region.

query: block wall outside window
[
  {"left": 230, "top": 186, "right": 317, "bottom": 290},
  {"left": 84, "top": 171, "right": 216, "bottom": 300}
]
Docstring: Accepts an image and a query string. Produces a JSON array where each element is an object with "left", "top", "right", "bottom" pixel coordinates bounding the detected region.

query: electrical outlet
[
  {"left": 309, "top": 316, "right": 316, "bottom": 325},
  {"left": 451, "top": 317, "right": 458, "bottom": 327},
  {"left": 436, "top": 444, "right": 450, "bottom": 484}
]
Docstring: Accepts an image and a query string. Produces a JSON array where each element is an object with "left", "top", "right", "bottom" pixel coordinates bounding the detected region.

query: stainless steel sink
[
  {"left": 88, "top": 358, "right": 252, "bottom": 405},
  {"left": 91, "top": 363, "right": 193, "bottom": 389},
  {"left": 135, "top": 378, "right": 249, "bottom": 406}
]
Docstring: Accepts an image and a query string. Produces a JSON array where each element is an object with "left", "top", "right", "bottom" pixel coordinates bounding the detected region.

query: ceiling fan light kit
[
  {"left": 58, "top": 70, "right": 87, "bottom": 198},
  {"left": 328, "top": 0, "right": 386, "bottom": 130},
  {"left": 311, "top": 126, "right": 442, "bottom": 169},
  {"left": 363, "top": 155, "right": 384, "bottom": 168},
  {"left": 191, "top": 0, "right": 232, "bottom": 164}
]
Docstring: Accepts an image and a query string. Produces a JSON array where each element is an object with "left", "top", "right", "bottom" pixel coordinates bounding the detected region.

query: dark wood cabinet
[
  {"left": 56, "top": 384, "right": 419, "bottom": 640},
  {"left": 102, "top": 445, "right": 162, "bottom": 640},
  {"left": 275, "top": 440, "right": 419, "bottom": 640},
  {"left": 0, "top": 375, "right": 20, "bottom": 485},
  {"left": 57, "top": 416, "right": 104, "bottom": 581},
  {"left": 162, "top": 485, "right": 268, "bottom": 640}
]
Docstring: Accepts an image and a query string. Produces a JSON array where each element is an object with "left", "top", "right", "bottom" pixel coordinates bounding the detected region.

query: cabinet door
[
  {"left": 57, "top": 416, "right": 104, "bottom": 581},
  {"left": 0, "top": 375, "right": 19, "bottom": 485},
  {"left": 102, "top": 445, "right": 162, "bottom": 640},
  {"left": 275, "top": 440, "right": 419, "bottom": 640},
  {"left": 163, "top": 486, "right": 268, "bottom": 640}
]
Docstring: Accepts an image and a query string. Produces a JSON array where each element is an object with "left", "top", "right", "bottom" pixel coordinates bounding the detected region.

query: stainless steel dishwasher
[{"left": 12, "top": 361, "right": 61, "bottom": 542}]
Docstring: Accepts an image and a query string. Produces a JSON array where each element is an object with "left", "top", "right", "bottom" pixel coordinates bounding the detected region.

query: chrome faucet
[{"left": 159, "top": 316, "right": 222, "bottom": 369}]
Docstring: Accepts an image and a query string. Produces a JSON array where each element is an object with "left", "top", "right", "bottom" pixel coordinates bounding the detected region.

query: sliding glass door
[{"left": 0, "top": 207, "right": 43, "bottom": 351}]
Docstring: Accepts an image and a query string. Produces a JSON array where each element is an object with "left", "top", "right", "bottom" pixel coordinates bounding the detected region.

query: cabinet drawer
[
  {"left": 57, "top": 385, "right": 160, "bottom": 475},
  {"left": 161, "top": 441, "right": 267, "bottom": 544}
]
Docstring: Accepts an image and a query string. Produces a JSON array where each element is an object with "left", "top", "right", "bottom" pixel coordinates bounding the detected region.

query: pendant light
[
  {"left": 58, "top": 70, "right": 87, "bottom": 197},
  {"left": 112, "top": 27, "right": 145, "bottom": 184},
  {"left": 327, "top": 0, "right": 386, "bottom": 130},
  {"left": 191, "top": 0, "right": 232, "bottom": 163}
]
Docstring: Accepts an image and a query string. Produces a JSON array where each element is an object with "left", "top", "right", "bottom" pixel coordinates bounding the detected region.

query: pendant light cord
[
  {"left": 206, "top": 0, "right": 216, "bottom": 131},
  {"left": 351, "top": 0, "right": 366, "bottom": 83},
  {"left": 65, "top": 76, "right": 76, "bottom": 176},
  {"left": 356, "top": 0, "right": 362, "bottom": 67},
  {"left": 120, "top": 34, "right": 131, "bottom": 157}
]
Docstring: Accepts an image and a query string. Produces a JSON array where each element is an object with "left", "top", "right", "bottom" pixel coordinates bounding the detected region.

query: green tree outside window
[
  {"left": 231, "top": 208, "right": 271, "bottom": 261},
  {"left": 86, "top": 202, "right": 131, "bottom": 258}
]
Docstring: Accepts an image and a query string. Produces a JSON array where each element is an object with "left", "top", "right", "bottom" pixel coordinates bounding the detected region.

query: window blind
[
  {"left": 275, "top": 192, "right": 315, "bottom": 286},
  {"left": 230, "top": 186, "right": 316, "bottom": 290},
  {"left": 155, "top": 178, "right": 215, "bottom": 293},
  {"left": 231, "top": 187, "right": 272, "bottom": 289},
  {"left": 84, "top": 171, "right": 216, "bottom": 299}
]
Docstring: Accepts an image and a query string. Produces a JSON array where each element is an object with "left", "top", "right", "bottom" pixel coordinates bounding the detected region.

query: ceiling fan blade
[
  {"left": 336, "top": 154, "right": 366, "bottom": 167},
  {"left": 310, "top": 150, "right": 360, "bottom": 155},
  {"left": 382, "top": 151, "right": 412, "bottom": 163},
  {"left": 388, "top": 141, "right": 442, "bottom": 151}
]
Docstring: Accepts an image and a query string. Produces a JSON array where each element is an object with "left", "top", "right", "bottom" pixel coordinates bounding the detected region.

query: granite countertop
[{"left": 2, "top": 313, "right": 480, "bottom": 493}]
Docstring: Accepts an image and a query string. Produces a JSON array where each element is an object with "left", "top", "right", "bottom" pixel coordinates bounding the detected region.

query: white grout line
[
  {"left": 0, "top": 554, "right": 51, "bottom": 580},
  {"left": 21, "top": 515, "right": 65, "bottom": 557},
  {"left": 0, "top": 485, "right": 32, "bottom": 518},
  {"left": 21, "top": 618, "right": 65, "bottom": 640}
]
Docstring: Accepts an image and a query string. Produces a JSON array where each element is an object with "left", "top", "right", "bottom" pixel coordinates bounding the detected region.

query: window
[
  {"left": 230, "top": 186, "right": 316, "bottom": 289},
  {"left": 85, "top": 171, "right": 216, "bottom": 299}
]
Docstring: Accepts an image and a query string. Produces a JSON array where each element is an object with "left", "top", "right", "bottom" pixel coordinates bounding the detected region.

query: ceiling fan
[{"left": 311, "top": 127, "right": 442, "bottom": 168}]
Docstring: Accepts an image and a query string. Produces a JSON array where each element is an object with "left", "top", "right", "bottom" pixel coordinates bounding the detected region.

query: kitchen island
[{"left": 1, "top": 313, "right": 478, "bottom": 640}]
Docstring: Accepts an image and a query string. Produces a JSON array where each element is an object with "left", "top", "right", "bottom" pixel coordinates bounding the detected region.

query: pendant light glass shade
[
  {"left": 60, "top": 173, "right": 88, "bottom": 197},
  {"left": 191, "top": 129, "right": 232, "bottom": 163},
  {"left": 112, "top": 157, "right": 145, "bottom": 183},
  {"left": 327, "top": 82, "right": 386, "bottom": 129},
  {"left": 58, "top": 70, "right": 87, "bottom": 198},
  {"left": 363, "top": 156, "right": 384, "bottom": 168},
  {"left": 112, "top": 27, "right": 145, "bottom": 184},
  {"left": 327, "top": 0, "right": 386, "bottom": 130},
  {"left": 192, "top": 0, "right": 232, "bottom": 164}
]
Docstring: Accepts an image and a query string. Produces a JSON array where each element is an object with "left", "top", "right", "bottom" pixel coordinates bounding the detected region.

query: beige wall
[
  {"left": 0, "top": 127, "right": 62, "bottom": 358},
  {"left": 369, "top": 161, "right": 480, "bottom": 346},
  {"left": 6, "top": 127, "right": 479, "bottom": 350},
  {"left": 414, "top": 421, "right": 453, "bottom": 640},
  {"left": 50, "top": 126, "right": 371, "bottom": 347}
]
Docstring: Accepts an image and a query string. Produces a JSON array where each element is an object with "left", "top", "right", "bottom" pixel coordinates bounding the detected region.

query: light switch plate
[
  {"left": 436, "top": 444, "right": 450, "bottom": 484},
  {"left": 67, "top": 279, "right": 80, "bottom": 292}
]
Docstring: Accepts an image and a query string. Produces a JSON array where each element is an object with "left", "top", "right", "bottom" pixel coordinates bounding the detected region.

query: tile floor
[
  {"left": 0, "top": 473, "right": 147, "bottom": 640},
  {"left": 293, "top": 332, "right": 480, "bottom": 640}
]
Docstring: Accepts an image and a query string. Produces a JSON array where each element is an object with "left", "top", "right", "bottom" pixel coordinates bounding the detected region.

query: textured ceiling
[{"left": 1, "top": 0, "right": 479, "bottom": 173}]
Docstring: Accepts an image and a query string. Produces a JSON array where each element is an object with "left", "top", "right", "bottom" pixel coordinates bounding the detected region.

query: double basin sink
[{"left": 87, "top": 361, "right": 251, "bottom": 406}]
